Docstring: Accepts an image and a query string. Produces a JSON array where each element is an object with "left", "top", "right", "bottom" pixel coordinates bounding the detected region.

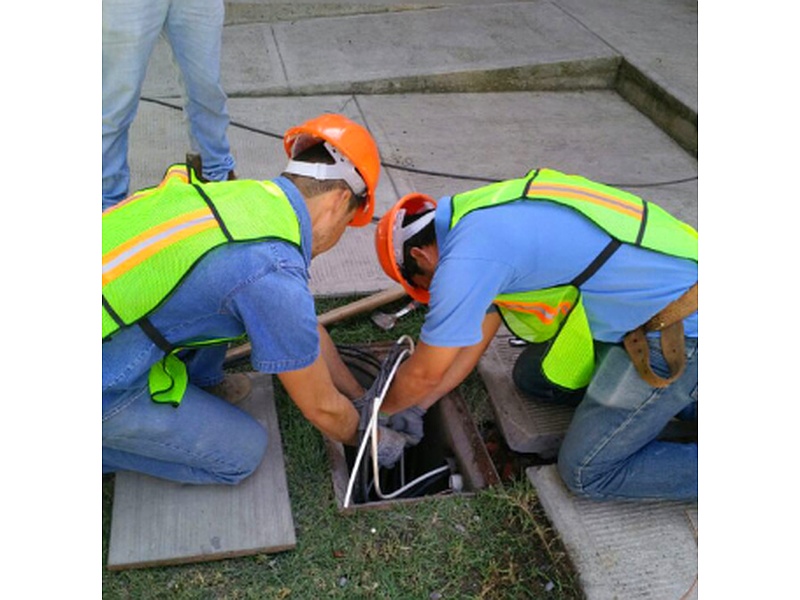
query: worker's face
[{"left": 411, "top": 271, "right": 434, "bottom": 291}]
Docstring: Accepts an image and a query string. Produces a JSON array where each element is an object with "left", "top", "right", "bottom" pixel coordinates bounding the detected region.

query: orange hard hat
[
  {"left": 283, "top": 113, "right": 381, "bottom": 227},
  {"left": 374, "top": 193, "right": 437, "bottom": 304}
]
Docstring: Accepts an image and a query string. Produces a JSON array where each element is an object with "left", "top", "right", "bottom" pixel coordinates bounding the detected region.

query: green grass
[{"left": 102, "top": 295, "right": 583, "bottom": 599}]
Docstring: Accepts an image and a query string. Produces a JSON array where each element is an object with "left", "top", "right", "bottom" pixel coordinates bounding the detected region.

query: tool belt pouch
[{"left": 622, "top": 283, "right": 697, "bottom": 388}]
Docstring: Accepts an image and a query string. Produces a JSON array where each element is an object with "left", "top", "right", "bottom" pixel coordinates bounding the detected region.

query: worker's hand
[
  {"left": 377, "top": 425, "right": 409, "bottom": 468},
  {"left": 353, "top": 393, "right": 376, "bottom": 435},
  {"left": 385, "top": 406, "right": 426, "bottom": 446}
]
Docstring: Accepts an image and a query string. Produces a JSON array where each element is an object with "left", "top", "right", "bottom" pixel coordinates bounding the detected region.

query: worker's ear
[
  {"left": 409, "top": 245, "right": 438, "bottom": 272},
  {"left": 332, "top": 187, "right": 354, "bottom": 217}
]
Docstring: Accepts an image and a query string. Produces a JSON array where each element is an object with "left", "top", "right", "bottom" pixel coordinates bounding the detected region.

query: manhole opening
[{"left": 326, "top": 342, "right": 500, "bottom": 512}]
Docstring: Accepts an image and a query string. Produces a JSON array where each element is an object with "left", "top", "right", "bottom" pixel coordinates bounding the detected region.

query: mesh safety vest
[
  {"left": 102, "top": 163, "right": 302, "bottom": 404},
  {"left": 450, "top": 168, "right": 698, "bottom": 390}
]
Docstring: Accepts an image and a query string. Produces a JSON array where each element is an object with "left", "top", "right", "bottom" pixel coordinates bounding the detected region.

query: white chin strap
[
  {"left": 392, "top": 207, "right": 435, "bottom": 268},
  {"left": 284, "top": 141, "right": 366, "bottom": 196}
]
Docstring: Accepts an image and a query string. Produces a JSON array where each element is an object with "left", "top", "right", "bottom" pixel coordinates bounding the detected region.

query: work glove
[
  {"left": 353, "top": 393, "right": 377, "bottom": 440},
  {"left": 377, "top": 425, "right": 410, "bottom": 468},
  {"left": 385, "top": 406, "right": 427, "bottom": 446}
]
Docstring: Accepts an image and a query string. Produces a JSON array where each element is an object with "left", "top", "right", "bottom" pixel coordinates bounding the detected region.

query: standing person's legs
[
  {"left": 557, "top": 338, "right": 698, "bottom": 500},
  {"left": 103, "top": 381, "right": 268, "bottom": 484},
  {"left": 164, "top": 0, "right": 235, "bottom": 182},
  {"left": 102, "top": 0, "right": 168, "bottom": 209}
]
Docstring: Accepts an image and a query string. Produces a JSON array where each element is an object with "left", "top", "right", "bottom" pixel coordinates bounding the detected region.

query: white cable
[
  {"left": 344, "top": 335, "right": 450, "bottom": 508},
  {"left": 363, "top": 337, "right": 454, "bottom": 500},
  {"left": 342, "top": 336, "right": 414, "bottom": 508},
  {"left": 374, "top": 464, "right": 451, "bottom": 500}
]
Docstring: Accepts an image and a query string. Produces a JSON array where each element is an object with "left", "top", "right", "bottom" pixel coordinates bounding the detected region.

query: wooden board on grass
[{"left": 107, "top": 372, "right": 296, "bottom": 570}]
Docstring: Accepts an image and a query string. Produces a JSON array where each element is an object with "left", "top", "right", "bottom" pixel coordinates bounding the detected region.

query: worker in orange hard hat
[
  {"left": 103, "top": 113, "right": 412, "bottom": 485},
  {"left": 283, "top": 113, "right": 380, "bottom": 227},
  {"left": 374, "top": 168, "right": 698, "bottom": 502}
]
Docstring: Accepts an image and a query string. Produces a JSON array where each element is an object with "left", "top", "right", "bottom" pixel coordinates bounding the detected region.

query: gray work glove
[
  {"left": 377, "top": 425, "right": 409, "bottom": 468},
  {"left": 385, "top": 406, "right": 427, "bottom": 446}
]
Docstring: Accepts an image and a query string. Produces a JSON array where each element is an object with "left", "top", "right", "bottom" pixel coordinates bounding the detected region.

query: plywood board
[{"left": 107, "top": 373, "right": 296, "bottom": 570}]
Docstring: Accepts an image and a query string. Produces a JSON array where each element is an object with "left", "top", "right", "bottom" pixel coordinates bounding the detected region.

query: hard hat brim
[{"left": 375, "top": 193, "right": 436, "bottom": 304}]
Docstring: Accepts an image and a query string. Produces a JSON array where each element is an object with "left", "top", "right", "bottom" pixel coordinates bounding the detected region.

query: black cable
[
  {"left": 139, "top": 96, "right": 698, "bottom": 190},
  {"left": 141, "top": 96, "right": 284, "bottom": 140},
  {"left": 336, "top": 345, "right": 382, "bottom": 369}
]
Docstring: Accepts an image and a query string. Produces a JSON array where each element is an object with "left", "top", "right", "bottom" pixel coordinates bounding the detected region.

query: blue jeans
[
  {"left": 102, "top": 347, "right": 267, "bottom": 484},
  {"left": 102, "top": 0, "right": 235, "bottom": 209},
  {"left": 557, "top": 337, "right": 698, "bottom": 500}
]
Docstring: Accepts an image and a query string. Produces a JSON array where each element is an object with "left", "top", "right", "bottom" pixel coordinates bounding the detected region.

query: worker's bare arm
[
  {"left": 381, "top": 311, "right": 502, "bottom": 413},
  {"left": 277, "top": 352, "right": 359, "bottom": 445},
  {"left": 317, "top": 323, "right": 364, "bottom": 400}
]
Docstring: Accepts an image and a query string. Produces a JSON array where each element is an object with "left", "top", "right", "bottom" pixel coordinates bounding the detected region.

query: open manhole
[{"left": 325, "top": 341, "right": 500, "bottom": 512}]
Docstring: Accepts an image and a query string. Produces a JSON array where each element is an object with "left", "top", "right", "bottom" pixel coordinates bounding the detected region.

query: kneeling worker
[
  {"left": 102, "top": 114, "right": 410, "bottom": 484},
  {"left": 374, "top": 168, "right": 698, "bottom": 501}
]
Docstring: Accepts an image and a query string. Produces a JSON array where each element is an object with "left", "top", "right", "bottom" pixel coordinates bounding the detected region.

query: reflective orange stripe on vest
[
  {"left": 494, "top": 299, "right": 572, "bottom": 325},
  {"left": 527, "top": 181, "right": 644, "bottom": 221},
  {"left": 102, "top": 207, "right": 216, "bottom": 286}
]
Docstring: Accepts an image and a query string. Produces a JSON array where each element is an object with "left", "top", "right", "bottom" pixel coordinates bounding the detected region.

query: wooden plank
[{"left": 107, "top": 373, "right": 296, "bottom": 570}]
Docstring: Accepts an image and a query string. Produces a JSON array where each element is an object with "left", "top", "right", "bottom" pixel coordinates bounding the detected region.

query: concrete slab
[
  {"left": 141, "top": 24, "right": 287, "bottom": 98},
  {"left": 359, "top": 91, "right": 698, "bottom": 226},
  {"left": 477, "top": 327, "right": 574, "bottom": 456},
  {"left": 527, "top": 465, "right": 698, "bottom": 600},
  {"left": 222, "top": 0, "right": 519, "bottom": 25},
  {"left": 107, "top": 373, "right": 296, "bottom": 569},
  {"left": 143, "top": 2, "right": 618, "bottom": 98},
  {"left": 127, "top": 88, "right": 696, "bottom": 297},
  {"left": 271, "top": 2, "right": 618, "bottom": 95},
  {"left": 147, "top": 0, "right": 697, "bottom": 125},
  {"left": 553, "top": 0, "right": 698, "bottom": 155},
  {"left": 554, "top": 0, "right": 698, "bottom": 113}
]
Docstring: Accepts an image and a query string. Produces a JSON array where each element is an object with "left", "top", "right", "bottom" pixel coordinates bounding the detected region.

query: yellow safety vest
[
  {"left": 451, "top": 168, "right": 698, "bottom": 390},
  {"left": 102, "top": 163, "right": 302, "bottom": 404}
]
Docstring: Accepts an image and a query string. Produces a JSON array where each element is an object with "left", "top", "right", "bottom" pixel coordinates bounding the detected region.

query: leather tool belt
[{"left": 622, "top": 283, "right": 698, "bottom": 388}]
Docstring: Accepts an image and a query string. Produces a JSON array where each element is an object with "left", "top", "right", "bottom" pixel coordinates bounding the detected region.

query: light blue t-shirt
[
  {"left": 420, "top": 197, "right": 698, "bottom": 348},
  {"left": 102, "top": 176, "right": 320, "bottom": 392}
]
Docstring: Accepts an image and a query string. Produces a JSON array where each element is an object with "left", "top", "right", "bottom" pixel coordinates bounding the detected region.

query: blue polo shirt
[
  {"left": 420, "top": 196, "right": 698, "bottom": 348},
  {"left": 102, "top": 176, "right": 319, "bottom": 392}
]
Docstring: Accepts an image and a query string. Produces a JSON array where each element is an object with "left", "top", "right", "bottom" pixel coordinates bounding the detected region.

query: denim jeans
[
  {"left": 102, "top": 352, "right": 268, "bottom": 484},
  {"left": 102, "top": 180, "right": 317, "bottom": 484},
  {"left": 102, "top": 0, "right": 235, "bottom": 209},
  {"left": 557, "top": 336, "right": 698, "bottom": 501}
]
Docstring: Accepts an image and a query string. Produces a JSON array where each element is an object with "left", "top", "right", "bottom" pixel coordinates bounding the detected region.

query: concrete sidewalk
[
  {"left": 123, "top": 1, "right": 698, "bottom": 597},
  {"left": 132, "top": 0, "right": 697, "bottom": 295}
]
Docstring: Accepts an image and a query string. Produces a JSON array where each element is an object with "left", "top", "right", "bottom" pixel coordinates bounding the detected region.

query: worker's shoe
[{"left": 203, "top": 373, "right": 252, "bottom": 405}]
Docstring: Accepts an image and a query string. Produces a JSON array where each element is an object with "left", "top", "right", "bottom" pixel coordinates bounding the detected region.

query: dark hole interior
[{"left": 338, "top": 345, "right": 460, "bottom": 505}]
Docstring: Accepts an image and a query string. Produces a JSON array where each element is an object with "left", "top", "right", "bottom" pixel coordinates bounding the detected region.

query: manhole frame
[{"left": 325, "top": 342, "right": 500, "bottom": 513}]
